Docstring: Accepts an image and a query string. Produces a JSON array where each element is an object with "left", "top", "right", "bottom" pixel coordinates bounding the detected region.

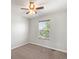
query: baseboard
[
  {"left": 12, "top": 42, "right": 67, "bottom": 53},
  {"left": 11, "top": 43, "right": 28, "bottom": 50},
  {"left": 28, "top": 42, "right": 67, "bottom": 53}
]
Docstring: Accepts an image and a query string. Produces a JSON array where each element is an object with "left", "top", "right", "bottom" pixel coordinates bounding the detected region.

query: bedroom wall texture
[
  {"left": 28, "top": 10, "right": 67, "bottom": 52},
  {"left": 11, "top": 5, "right": 29, "bottom": 49}
]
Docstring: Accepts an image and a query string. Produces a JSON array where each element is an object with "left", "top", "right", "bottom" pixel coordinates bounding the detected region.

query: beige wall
[
  {"left": 28, "top": 10, "right": 67, "bottom": 52},
  {"left": 11, "top": 3, "right": 67, "bottom": 52},
  {"left": 11, "top": 5, "right": 29, "bottom": 49}
]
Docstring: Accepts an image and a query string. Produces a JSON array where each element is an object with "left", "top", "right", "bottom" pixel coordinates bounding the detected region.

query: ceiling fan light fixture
[
  {"left": 29, "top": 10, "right": 36, "bottom": 15},
  {"left": 21, "top": 0, "right": 44, "bottom": 15},
  {"left": 29, "top": 2, "right": 35, "bottom": 9}
]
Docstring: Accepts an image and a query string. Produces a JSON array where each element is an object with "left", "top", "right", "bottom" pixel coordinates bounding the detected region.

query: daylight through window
[{"left": 39, "top": 20, "right": 50, "bottom": 39}]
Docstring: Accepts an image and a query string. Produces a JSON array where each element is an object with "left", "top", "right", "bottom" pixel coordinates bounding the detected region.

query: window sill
[{"left": 38, "top": 37, "right": 49, "bottom": 40}]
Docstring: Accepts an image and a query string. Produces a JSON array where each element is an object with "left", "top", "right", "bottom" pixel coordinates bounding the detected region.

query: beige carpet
[{"left": 11, "top": 43, "right": 67, "bottom": 59}]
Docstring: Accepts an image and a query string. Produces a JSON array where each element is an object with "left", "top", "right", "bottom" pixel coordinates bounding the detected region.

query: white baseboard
[
  {"left": 12, "top": 42, "right": 67, "bottom": 53},
  {"left": 28, "top": 42, "right": 67, "bottom": 53},
  {"left": 11, "top": 43, "right": 28, "bottom": 50}
]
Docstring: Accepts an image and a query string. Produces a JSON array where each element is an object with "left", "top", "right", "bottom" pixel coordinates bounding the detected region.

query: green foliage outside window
[{"left": 39, "top": 20, "right": 50, "bottom": 39}]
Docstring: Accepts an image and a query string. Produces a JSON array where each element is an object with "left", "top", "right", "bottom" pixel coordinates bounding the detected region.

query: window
[{"left": 39, "top": 20, "right": 50, "bottom": 39}]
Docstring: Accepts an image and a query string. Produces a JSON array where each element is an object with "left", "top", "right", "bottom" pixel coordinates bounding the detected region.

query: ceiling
[{"left": 12, "top": 0, "right": 67, "bottom": 18}]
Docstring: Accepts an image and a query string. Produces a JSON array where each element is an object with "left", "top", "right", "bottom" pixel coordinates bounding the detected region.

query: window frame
[{"left": 39, "top": 20, "right": 50, "bottom": 40}]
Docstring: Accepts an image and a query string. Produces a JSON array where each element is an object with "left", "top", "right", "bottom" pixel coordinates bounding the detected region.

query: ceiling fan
[{"left": 21, "top": 0, "right": 44, "bottom": 14}]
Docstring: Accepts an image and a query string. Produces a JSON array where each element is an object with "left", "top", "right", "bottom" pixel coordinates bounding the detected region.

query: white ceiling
[{"left": 12, "top": 0, "right": 67, "bottom": 18}]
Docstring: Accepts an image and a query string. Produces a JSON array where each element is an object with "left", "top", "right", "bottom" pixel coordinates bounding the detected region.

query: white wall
[
  {"left": 11, "top": 5, "right": 29, "bottom": 49},
  {"left": 11, "top": 3, "right": 67, "bottom": 52},
  {"left": 29, "top": 10, "right": 67, "bottom": 52}
]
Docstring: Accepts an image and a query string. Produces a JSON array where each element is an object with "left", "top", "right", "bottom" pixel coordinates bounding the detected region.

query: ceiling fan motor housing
[{"left": 29, "top": 2, "right": 35, "bottom": 10}]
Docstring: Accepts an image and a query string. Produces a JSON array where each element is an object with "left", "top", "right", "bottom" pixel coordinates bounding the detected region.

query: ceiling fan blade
[
  {"left": 21, "top": 8, "right": 28, "bottom": 10},
  {"left": 36, "top": 6, "right": 44, "bottom": 10},
  {"left": 26, "top": 12, "right": 29, "bottom": 14},
  {"left": 26, "top": 11, "right": 37, "bottom": 14}
]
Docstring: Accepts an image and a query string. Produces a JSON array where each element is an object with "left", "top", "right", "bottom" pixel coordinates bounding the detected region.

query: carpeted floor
[{"left": 11, "top": 43, "right": 67, "bottom": 59}]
